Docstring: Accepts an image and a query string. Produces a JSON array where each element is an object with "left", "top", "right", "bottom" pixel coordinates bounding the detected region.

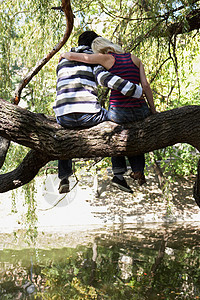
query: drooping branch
[
  {"left": 0, "top": 150, "right": 50, "bottom": 193},
  {"left": 129, "top": 7, "right": 200, "bottom": 51},
  {"left": 13, "top": 0, "right": 74, "bottom": 105},
  {"left": 0, "top": 0, "right": 74, "bottom": 172}
]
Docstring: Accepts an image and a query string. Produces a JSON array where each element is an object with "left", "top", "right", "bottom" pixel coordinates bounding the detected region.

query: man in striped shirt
[{"left": 54, "top": 31, "right": 143, "bottom": 193}]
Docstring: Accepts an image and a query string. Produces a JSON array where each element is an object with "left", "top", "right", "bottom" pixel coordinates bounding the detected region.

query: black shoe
[
  {"left": 58, "top": 178, "right": 70, "bottom": 194},
  {"left": 130, "top": 171, "right": 146, "bottom": 186},
  {"left": 112, "top": 176, "right": 133, "bottom": 193}
]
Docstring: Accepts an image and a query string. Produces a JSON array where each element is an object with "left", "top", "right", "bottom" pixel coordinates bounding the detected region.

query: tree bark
[
  {"left": 0, "top": 150, "right": 50, "bottom": 193},
  {"left": 0, "top": 98, "right": 200, "bottom": 195},
  {"left": 0, "top": 137, "right": 10, "bottom": 168},
  {"left": 193, "top": 159, "right": 200, "bottom": 207},
  {"left": 1, "top": 99, "right": 200, "bottom": 157},
  {"left": 167, "top": 8, "right": 200, "bottom": 36}
]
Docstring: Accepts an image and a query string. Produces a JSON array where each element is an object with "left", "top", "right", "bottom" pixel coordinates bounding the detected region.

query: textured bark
[
  {"left": 0, "top": 98, "right": 200, "bottom": 194},
  {"left": 0, "top": 137, "right": 10, "bottom": 168},
  {"left": 0, "top": 150, "right": 50, "bottom": 193},
  {"left": 167, "top": 8, "right": 200, "bottom": 36},
  {"left": 1, "top": 98, "right": 200, "bottom": 156},
  {"left": 1, "top": 99, "right": 200, "bottom": 156}
]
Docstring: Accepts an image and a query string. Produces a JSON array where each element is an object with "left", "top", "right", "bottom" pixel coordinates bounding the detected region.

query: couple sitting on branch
[{"left": 53, "top": 30, "right": 157, "bottom": 194}]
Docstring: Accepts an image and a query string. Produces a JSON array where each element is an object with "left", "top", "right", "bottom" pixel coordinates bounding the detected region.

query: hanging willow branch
[
  {"left": 13, "top": 0, "right": 74, "bottom": 105},
  {"left": 0, "top": 0, "right": 74, "bottom": 169}
]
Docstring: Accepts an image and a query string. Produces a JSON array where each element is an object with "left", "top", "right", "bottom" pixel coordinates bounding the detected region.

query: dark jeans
[
  {"left": 108, "top": 104, "right": 151, "bottom": 175},
  {"left": 111, "top": 156, "right": 145, "bottom": 174},
  {"left": 57, "top": 109, "right": 108, "bottom": 179}
]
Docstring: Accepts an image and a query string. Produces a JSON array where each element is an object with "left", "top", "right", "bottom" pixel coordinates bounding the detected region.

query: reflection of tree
[
  {"left": 1, "top": 226, "right": 200, "bottom": 299},
  {"left": 0, "top": 261, "right": 43, "bottom": 298},
  {"left": 89, "top": 240, "right": 97, "bottom": 285},
  {"left": 145, "top": 236, "right": 168, "bottom": 298}
]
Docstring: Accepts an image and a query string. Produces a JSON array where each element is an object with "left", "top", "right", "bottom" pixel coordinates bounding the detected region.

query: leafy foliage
[{"left": 0, "top": 0, "right": 200, "bottom": 176}]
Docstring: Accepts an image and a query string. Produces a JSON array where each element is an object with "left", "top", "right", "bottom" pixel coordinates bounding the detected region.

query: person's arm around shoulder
[
  {"left": 59, "top": 52, "right": 114, "bottom": 69},
  {"left": 131, "top": 54, "right": 157, "bottom": 114},
  {"left": 59, "top": 52, "right": 143, "bottom": 98}
]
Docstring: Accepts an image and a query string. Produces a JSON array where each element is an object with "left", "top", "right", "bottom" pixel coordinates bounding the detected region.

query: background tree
[{"left": 0, "top": 0, "right": 200, "bottom": 202}]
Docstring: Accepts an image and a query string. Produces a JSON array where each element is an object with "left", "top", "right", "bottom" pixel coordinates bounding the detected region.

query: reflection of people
[
  {"left": 59, "top": 37, "right": 157, "bottom": 193},
  {"left": 54, "top": 31, "right": 143, "bottom": 193}
]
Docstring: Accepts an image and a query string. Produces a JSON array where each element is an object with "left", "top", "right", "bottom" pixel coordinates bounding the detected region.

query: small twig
[
  {"left": 149, "top": 152, "right": 165, "bottom": 189},
  {"left": 44, "top": 166, "right": 58, "bottom": 176},
  {"left": 11, "top": 10, "right": 31, "bottom": 20},
  {"left": 51, "top": 6, "right": 63, "bottom": 11},
  {"left": 165, "top": 35, "right": 180, "bottom": 105},
  {"left": 39, "top": 180, "right": 79, "bottom": 211},
  {"left": 150, "top": 57, "right": 172, "bottom": 83},
  {"left": 86, "top": 158, "right": 103, "bottom": 171}
]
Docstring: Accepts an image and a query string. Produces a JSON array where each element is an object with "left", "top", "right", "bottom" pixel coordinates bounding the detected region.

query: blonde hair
[{"left": 92, "top": 37, "right": 124, "bottom": 54}]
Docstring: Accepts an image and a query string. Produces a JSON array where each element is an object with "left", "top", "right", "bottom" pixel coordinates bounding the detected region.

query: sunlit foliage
[{"left": 0, "top": 0, "right": 200, "bottom": 176}]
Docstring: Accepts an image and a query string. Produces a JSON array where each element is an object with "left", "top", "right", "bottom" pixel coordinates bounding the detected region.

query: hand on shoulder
[{"left": 59, "top": 52, "right": 70, "bottom": 62}]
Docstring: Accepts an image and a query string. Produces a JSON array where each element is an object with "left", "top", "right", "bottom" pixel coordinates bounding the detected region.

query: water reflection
[{"left": 0, "top": 224, "right": 200, "bottom": 299}]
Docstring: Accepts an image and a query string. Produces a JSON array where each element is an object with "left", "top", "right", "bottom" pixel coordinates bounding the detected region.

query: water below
[{"left": 0, "top": 223, "right": 200, "bottom": 299}]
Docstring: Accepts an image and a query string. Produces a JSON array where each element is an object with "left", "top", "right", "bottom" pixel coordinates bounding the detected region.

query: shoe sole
[
  {"left": 58, "top": 185, "right": 70, "bottom": 194},
  {"left": 112, "top": 182, "right": 133, "bottom": 194}
]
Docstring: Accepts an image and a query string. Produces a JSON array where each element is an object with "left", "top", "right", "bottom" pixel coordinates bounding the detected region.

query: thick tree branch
[
  {"left": 0, "top": 150, "right": 50, "bottom": 193},
  {"left": 167, "top": 8, "right": 200, "bottom": 36},
  {"left": 0, "top": 137, "right": 10, "bottom": 168},
  {"left": 0, "top": 98, "right": 200, "bottom": 195},
  {"left": 1, "top": 98, "right": 200, "bottom": 157}
]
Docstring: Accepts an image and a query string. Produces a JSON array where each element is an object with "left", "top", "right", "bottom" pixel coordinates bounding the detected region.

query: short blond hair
[{"left": 92, "top": 37, "right": 124, "bottom": 54}]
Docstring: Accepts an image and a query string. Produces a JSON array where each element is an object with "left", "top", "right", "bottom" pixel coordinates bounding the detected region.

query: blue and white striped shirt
[{"left": 53, "top": 46, "right": 142, "bottom": 117}]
